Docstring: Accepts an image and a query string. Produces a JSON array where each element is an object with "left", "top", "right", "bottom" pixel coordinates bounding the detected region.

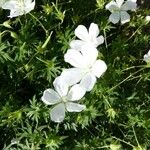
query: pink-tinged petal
[
  {"left": 64, "top": 49, "right": 87, "bottom": 68},
  {"left": 60, "top": 68, "right": 85, "bottom": 86},
  {"left": 66, "top": 102, "right": 86, "bottom": 112},
  {"left": 109, "top": 12, "right": 120, "bottom": 24},
  {"left": 89, "top": 23, "right": 99, "bottom": 39},
  {"left": 81, "top": 45, "right": 98, "bottom": 67},
  {"left": 50, "top": 103, "right": 65, "bottom": 123},
  {"left": 75, "top": 25, "right": 89, "bottom": 41},
  {"left": 41, "top": 89, "right": 61, "bottom": 105},
  {"left": 96, "top": 35, "right": 104, "bottom": 47},
  {"left": 122, "top": 0, "right": 137, "bottom": 11},
  {"left": 53, "top": 76, "right": 69, "bottom": 97},
  {"left": 80, "top": 73, "right": 97, "bottom": 91},
  {"left": 105, "top": 1, "right": 119, "bottom": 12},
  {"left": 67, "top": 84, "right": 86, "bottom": 101},
  {"left": 70, "top": 40, "right": 85, "bottom": 50},
  {"left": 116, "top": 0, "right": 124, "bottom": 7},
  {"left": 91, "top": 60, "right": 107, "bottom": 78},
  {"left": 120, "top": 11, "right": 130, "bottom": 24}
]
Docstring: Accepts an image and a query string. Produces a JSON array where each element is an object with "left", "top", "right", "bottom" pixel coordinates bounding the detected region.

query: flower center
[{"left": 61, "top": 96, "right": 68, "bottom": 103}]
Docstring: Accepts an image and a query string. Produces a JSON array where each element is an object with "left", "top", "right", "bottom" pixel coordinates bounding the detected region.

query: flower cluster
[
  {"left": 0, "top": 0, "right": 35, "bottom": 18},
  {"left": 106, "top": 0, "right": 137, "bottom": 24},
  {"left": 42, "top": 23, "right": 107, "bottom": 122},
  {"left": 0, "top": 0, "right": 141, "bottom": 123}
]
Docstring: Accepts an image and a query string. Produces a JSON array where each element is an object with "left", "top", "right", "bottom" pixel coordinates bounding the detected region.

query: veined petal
[
  {"left": 60, "top": 68, "right": 85, "bottom": 86},
  {"left": 81, "top": 45, "right": 98, "bottom": 67},
  {"left": 50, "top": 103, "right": 65, "bottom": 123},
  {"left": 96, "top": 35, "right": 104, "bottom": 47},
  {"left": 116, "top": 0, "right": 124, "bottom": 8},
  {"left": 105, "top": 1, "right": 119, "bottom": 12},
  {"left": 109, "top": 12, "right": 120, "bottom": 24},
  {"left": 66, "top": 102, "right": 86, "bottom": 112},
  {"left": 53, "top": 76, "right": 69, "bottom": 97},
  {"left": 120, "top": 11, "right": 130, "bottom": 24},
  {"left": 89, "top": 23, "right": 99, "bottom": 39},
  {"left": 80, "top": 73, "right": 97, "bottom": 91},
  {"left": 75, "top": 25, "right": 89, "bottom": 41},
  {"left": 64, "top": 49, "right": 86, "bottom": 68},
  {"left": 67, "top": 84, "right": 86, "bottom": 101},
  {"left": 70, "top": 40, "right": 85, "bottom": 50},
  {"left": 41, "top": 89, "right": 61, "bottom": 105},
  {"left": 121, "top": 0, "right": 137, "bottom": 11},
  {"left": 91, "top": 60, "right": 107, "bottom": 78}
]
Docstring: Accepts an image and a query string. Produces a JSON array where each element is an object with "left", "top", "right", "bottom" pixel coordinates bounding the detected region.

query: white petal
[
  {"left": 109, "top": 12, "right": 120, "bottom": 24},
  {"left": 80, "top": 73, "right": 97, "bottom": 91},
  {"left": 89, "top": 23, "right": 99, "bottom": 38},
  {"left": 105, "top": 1, "right": 119, "bottom": 12},
  {"left": 75, "top": 25, "right": 89, "bottom": 41},
  {"left": 81, "top": 45, "right": 98, "bottom": 67},
  {"left": 67, "top": 84, "right": 86, "bottom": 101},
  {"left": 66, "top": 102, "right": 86, "bottom": 112},
  {"left": 91, "top": 60, "right": 107, "bottom": 78},
  {"left": 116, "top": 0, "right": 124, "bottom": 7},
  {"left": 24, "top": 0, "right": 35, "bottom": 14},
  {"left": 143, "top": 55, "right": 150, "bottom": 62},
  {"left": 120, "top": 11, "right": 130, "bottom": 24},
  {"left": 64, "top": 49, "right": 86, "bottom": 68},
  {"left": 60, "top": 68, "right": 85, "bottom": 86},
  {"left": 96, "top": 35, "right": 104, "bottom": 47},
  {"left": 53, "top": 76, "right": 69, "bottom": 97},
  {"left": 2, "top": 1, "right": 17, "bottom": 9},
  {"left": 9, "top": 10, "right": 23, "bottom": 18},
  {"left": 121, "top": 0, "right": 137, "bottom": 11},
  {"left": 70, "top": 40, "right": 85, "bottom": 50},
  {"left": 41, "top": 89, "right": 61, "bottom": 105},
  {"left": 50, "top": 103, "right": 65, "bottom": 123},
  {"left": 144, "top": 51, "right": 150, "bottom": 63}
]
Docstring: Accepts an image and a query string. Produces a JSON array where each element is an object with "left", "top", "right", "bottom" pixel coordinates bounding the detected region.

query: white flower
[
  {"left": 2, "top": 0, "right": 35, "bottom": 18},
  {"left": 70, "top": 23, "right": 104, "bottom": 50},
  {"left": 145, "top": 16, "right": 150, "bottom": 22},
  {"left": 61, "top": 45, "right": 107, "bottom": 92},
  {"left": 42, "top": 76, "right": 86, "bottom": 123},
  {"left": 105, "top": 0, "right": 137, "bottom": 24},
  {"left": 143, "top": 50, "right": 150, "bottom": 63}
]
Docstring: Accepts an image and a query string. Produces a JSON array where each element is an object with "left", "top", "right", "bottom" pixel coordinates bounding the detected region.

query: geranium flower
[
  {"left": 61, "top": 45, "right": 107, "bottom": 91},
  {"left": 42, "top": 76, "right": 86, "bottom": 123},
  {"left": 70, "top": 23, "right": 104, "bottom": 50},
  {"left": 105, "top": 0, "right": 137, "bottom": 24},
  {"left": 2, "top": 0, "right": 35, "bottom": 18},
  {"left": 143, "top": 50, "right": 150, "bottom": 63}
]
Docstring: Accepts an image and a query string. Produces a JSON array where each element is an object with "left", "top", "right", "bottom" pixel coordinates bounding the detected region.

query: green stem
[
  {"left": 29, "top": 13, "right": 48, "bottom": 36},
  {"left": 112, "top": 136, "right": 134, "bottom": 148}
]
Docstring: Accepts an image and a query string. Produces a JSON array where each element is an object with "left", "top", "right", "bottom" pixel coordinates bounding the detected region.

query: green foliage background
[{"left": 0, "top": 0, "right": 150, "bottom": 149}]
